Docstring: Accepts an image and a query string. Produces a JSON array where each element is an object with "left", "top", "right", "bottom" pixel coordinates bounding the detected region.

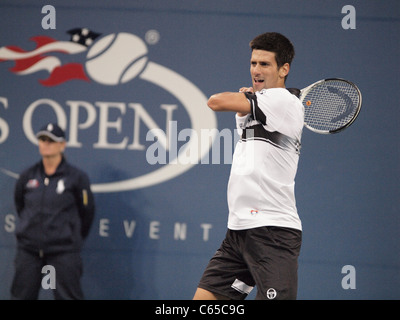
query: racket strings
[{"left": 303, "top": 80, "right": 360, "bottom": 132}]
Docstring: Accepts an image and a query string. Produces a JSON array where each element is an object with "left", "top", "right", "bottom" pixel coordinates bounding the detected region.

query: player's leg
[
  {"left": 193, "top": 287, "right": 230, "bottom": 300},
  {"left": 194, "top": 229, "right": 255, "bottom": 300},
  {"left": 244, "top": 226, "right": 302, "bottom": 300}
]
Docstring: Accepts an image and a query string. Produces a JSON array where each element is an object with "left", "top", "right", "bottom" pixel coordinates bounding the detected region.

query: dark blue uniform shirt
[{"left": 14, "top": 157, "right": 95, "bottom": 255}]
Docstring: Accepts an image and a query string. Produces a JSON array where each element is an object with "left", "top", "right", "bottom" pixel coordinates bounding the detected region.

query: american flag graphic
[{"left": 0, "top": 28, "right": 101, "bottom": 86}]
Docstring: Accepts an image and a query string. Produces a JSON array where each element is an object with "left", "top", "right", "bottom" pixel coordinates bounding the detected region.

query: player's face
[{"left": 250, "top": 49, "right": 288, "bottom": 91}]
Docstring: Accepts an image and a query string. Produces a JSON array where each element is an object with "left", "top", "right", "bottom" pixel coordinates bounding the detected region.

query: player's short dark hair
[{"left": 249, "top": 32, "right": 295, "bottom": 68}]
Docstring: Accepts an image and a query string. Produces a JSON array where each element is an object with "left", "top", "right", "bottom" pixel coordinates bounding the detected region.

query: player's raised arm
[{"left": 207, "top": 91, "right": 251, "bottom": 115}]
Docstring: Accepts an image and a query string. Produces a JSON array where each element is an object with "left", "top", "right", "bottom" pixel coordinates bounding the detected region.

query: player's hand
[
  {"left": 237, "top": 87, "right": 253, "bottom": 117},
  {"left": 239, "top": 87, "right": 253, "bottom": 93}
]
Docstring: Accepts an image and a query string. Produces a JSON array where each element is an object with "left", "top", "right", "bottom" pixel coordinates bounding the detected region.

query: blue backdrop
[{"left": 0, "top": 0, "right": 399, "bottom": 300}]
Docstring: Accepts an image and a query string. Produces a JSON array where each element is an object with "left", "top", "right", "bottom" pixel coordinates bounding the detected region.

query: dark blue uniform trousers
[{"left": 11, "top": 248, "right": 84, "bottom": 300}]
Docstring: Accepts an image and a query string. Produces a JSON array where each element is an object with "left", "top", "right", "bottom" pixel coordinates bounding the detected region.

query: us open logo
[{"left": 0, "top": 29, "right": 218, "bottom": 192}]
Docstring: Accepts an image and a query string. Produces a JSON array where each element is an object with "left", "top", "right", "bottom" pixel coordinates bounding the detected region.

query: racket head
[{"left": 300, "top": 78, "right": 362, "bottom": 134}]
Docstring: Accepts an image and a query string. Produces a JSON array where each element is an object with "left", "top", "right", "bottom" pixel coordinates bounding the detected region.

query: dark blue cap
[{"left": 36, "top": 123, "right": 66, "bottom": 142}]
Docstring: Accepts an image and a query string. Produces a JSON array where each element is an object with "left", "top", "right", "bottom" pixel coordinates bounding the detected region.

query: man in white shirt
[{"left": 193, "top": 32, "right": 304, "bottom": 300}]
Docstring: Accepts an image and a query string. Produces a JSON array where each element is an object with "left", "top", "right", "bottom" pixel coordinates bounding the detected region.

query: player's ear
[{"left": 279, "top": 63, "right": 290, "bottom": 79}]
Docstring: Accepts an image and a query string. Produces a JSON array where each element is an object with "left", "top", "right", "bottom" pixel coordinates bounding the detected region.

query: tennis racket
[{"left": 298, "top": 78, "right": 362, "bottom": 134}]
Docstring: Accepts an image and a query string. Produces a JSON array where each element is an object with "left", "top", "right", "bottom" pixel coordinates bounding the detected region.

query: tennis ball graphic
[{"left": 86, "top": 32, "right": 148, "bottom": 85}]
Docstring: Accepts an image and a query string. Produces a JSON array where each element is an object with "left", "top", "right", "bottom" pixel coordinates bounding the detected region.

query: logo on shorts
[{"left": 266, "top": 288, "right": 277, "bottom": 299}]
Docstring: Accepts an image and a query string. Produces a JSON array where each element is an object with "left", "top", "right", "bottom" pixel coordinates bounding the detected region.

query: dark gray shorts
[{"left": 198, "top": 226, "right": 302, "bottom": 300}]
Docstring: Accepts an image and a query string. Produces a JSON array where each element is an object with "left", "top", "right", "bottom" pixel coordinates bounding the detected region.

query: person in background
[{"left": 11, "top": 123, "right": 95, "bottom": 300}]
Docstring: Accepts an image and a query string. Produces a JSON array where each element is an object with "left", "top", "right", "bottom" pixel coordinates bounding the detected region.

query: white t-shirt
[{"left": 227, "top": 88, "right": 304, "bottom": 231}]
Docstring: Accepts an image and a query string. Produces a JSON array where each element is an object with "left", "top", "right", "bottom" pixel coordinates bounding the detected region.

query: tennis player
[{"left": 193, "top": 32, "right": 304, "bottom": 300}]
